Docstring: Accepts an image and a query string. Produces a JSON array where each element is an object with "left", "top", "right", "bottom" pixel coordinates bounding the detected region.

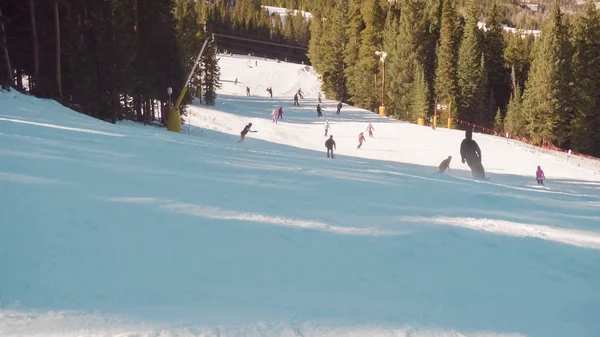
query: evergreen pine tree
[
  {"left": 504, "top": 66, "right": 525, "bottom": 138},
  {"left": 343, "top": 0, "right": 365, "bottom": 106},
  {"left": 521, "top": 1, "right": 574, "bottom": 146},
  {"left": 385, "top": 0, "right": 427, "bottom": 119},
  {"left": 318, "top": 0, "right": 349, "bottom": 101},
  {"left": 202, "top": 39, "right": 221, "bottom": 106},
  {"left": 457, "top": 0, "right": 483, "bottom": 124},
  {"left": 483, "top": 0, "right": 508, "bottom": 114},
  {"left": 434, "top": 0, "right": 459, "bottom": 122},
  {"left": 351, "top": 0, "right": 385, "bottom": 111},
  {"left": 410, "top": 65, "right": 430, "bottom": 121},
  {"left": 571, "top": 0, "right": 600, "bottom": 155}
]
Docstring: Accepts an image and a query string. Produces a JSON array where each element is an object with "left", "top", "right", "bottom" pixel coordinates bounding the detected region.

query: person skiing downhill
[
  {"left": 278, "top": 106, "right": 283, "bottom": 119},
  {"left": 246, "top": 86, "right": 251, "bottom": 96},
  {"left": 325, "top": 135, "right": 336, "bottom": 158},
  {"left": 318, "top": 92, "right": 322, "bottom": 103},
  {"left": 237, "top": 123, "right": 257, "bottom": 143},
  {"left": 357, "top": 132, "right": 366, "bottom": 149},
  {"left": 293, "top": 93, "right": 299, "bottom": 106},
  {"left": 317, "top": 104, "right": 322, "bottom": 117},
  {"left": 324, "top": 120, "right": 331, "bottom": 136},
  {"left": 271, "top": 108, "right": 278, "bottom": 124},
  {"left": 438, "top": 156, "right": 452, "bottom": 174},
  {"left": 460, "top": 129, "right": 486, "bottom": 179},
  {"left": 366, "top": 123, "right": 375, "bottom": 137},
  {"left": 536, "top": 166, "right": 546, "bottom": 185},
  {"left": 336, "top": 102, "right": 342, "bottom": 114}
]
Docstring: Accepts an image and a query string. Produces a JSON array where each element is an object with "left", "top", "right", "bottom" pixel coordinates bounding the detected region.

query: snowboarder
[
  {"left": 237, "top": 123, "right": 257, "bottom": 143},
  {"left": 278, "top": 106, "right": 283, "bottom": 119},
  {"left": 324, "top": 120, "right": 331, "bottom": 136},
  {"left": 357, "top": 132, "right": 366, "bottom": 149},
  {"left": 318, "top": 92, "right": 322, "bottom": 103},
  {"left": 294, "top": 93, "right": 299, "bottom": 106},
  {"left": 271, "top": 108, "right": 278, "bottom": 124},
  {"left": 246, "top": 86, "right": 251, "bottom": 96},
  {"left": 325, "top": 135, "right": 336, "bottom": 158},
  {"left": 336, "top": 102, "right": 342, "bottom": 114},
  {"left": 460, "top": 129, "right": 486, "bottom": 179},
  {"left": 366, "top": 123, "right": 375, "bottom": 137},
  {"left": 438, "top": 156, "right": 452, "bottom": 174},
  {"left": 536, "top": 166, "right": 546, "bottom": 185},
  {"left": 317, "top": 103, "right": 323, "bottom": 117}
]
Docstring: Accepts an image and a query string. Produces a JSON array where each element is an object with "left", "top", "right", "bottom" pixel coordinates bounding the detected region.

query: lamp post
[{"left": 375, "top": 51, "right": 387, "bottom": 115}]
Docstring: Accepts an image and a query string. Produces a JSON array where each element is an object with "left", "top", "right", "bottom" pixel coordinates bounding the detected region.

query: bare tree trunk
[
  {"left": 54, "top": 0, "right": 62, "bottom": 97},
  {"left": 28, "top": 0, "right": 39, "bottom": 92},
  {"left": 0, "top": 5, "right": 13, "bottom": 87}
]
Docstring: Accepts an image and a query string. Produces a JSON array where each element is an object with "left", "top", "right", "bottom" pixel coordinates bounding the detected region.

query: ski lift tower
[{"left": 168, "top": 34, "right": 215, "bottom": 133}]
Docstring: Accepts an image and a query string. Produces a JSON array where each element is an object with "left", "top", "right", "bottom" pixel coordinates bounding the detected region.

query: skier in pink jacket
[{"left": 536, "top": 166, "right": 545, "bottom": 185}]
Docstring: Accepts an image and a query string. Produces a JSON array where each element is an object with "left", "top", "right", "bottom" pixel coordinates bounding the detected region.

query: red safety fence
[{"left": 453, "top": 118, "right": 600, "bottom": 164}]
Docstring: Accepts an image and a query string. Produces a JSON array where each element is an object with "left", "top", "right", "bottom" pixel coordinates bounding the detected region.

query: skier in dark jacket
[
  {"left": 317, "top": 103, "right": 322, "bottom": 117},
  {"left": 325, "top": 135, "right": 336, "bottom": 158},
  {"left": 460, "top": 130, "right": 485, "bottom": 179},
  {"left": 294, "top": 93, "right": 299, "bottom": 106},
  {"left": 336, "top": 102, "right": 342, "bottom": 114},
  {"left": 237, "top": 123, "right": 257, "bottom": 143}
]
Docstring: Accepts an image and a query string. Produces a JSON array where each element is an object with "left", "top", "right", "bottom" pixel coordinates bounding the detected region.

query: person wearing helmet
[
  {"left": 438, "top": 155, "right": 452, "bottom": 174},
  {"left": 237, "top": 122, "right": 257, "bottom": 143},
  {"left": 460, "top": 129, "right": 485, "bottom": 179}
]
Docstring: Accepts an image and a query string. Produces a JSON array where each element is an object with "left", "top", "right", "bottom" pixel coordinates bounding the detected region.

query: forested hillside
[{"left": 308, "top": 0, "right": 600, "bottom": 157}]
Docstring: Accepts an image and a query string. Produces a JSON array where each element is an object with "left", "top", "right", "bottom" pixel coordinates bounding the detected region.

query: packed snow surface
[{"left": 1, "top": 54, "right": 600, "bottom": 337}]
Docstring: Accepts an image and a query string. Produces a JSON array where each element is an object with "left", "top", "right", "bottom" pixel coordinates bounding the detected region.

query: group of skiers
[{"left": 435, "top": 129, "right": 546, "bottom": 184}]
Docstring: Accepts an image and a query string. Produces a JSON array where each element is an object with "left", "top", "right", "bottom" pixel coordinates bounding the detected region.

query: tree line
[
  {"left": 0, "top": 0, "right": 226, "bottom": 124},
  {"left": 308, "top": 0, "right": 600, "bottom": 157}
]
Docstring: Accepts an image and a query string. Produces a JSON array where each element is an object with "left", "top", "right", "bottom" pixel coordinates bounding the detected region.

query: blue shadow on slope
[{"left": 1, "top": 116, "right": 600, "bottom": 337}]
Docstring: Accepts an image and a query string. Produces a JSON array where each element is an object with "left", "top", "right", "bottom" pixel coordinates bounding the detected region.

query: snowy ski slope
[{"left": 1, "top": 55, "right": 600, "bottom": 337}]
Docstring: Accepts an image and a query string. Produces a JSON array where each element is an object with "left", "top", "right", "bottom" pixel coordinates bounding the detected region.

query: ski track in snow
[{"left": 2, "top": 31, "right": 600, "bottom": 337}]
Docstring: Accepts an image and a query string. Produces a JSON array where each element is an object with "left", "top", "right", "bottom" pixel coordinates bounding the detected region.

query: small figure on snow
[
  {"left": 266, "top": 87, "right": 273, "bottom": 98},
  {"left": 366, "top": 123, "right": 375, "bottom": 137},
  {"left": 271, "top": 108, "right": 278, "bottom": 124},
  {"left": 357, "top": 132, "right": 366, "bottom": 149},
  {"left": 324, "top": 119, "right": 331, "bottom": 136},
  {"left": 318, "top": 92, "right": 322, "bottom": 103},
  {"left": 278, "top": 106, "right": 283, "bottom": 119},
  {"left": 297, "top": 88, "right": 304, "bottom": 99},
  {"left": 237, "top": 123, "right": 257, "bottom": 143},
  {"left": 438, "top": 156, "right": 452, "bottom": 174},
  {"left": 325, "top": 135, "right": 336, "bottom": 158},
  {"left": 336, "top": 102, "right": 342, "bottom": 114},
  {"left": 536, "top": 166, "right": 546, "bottom": 185},
  {"left": 294, "top": 93, "right": 299, "bottom": 106},
  {"left": 234, "top": 78, "right": 238, "bottom": 85},
  {"left": 460, "top": 129, "right": 486, "bottom": 179},
  {"left": 317, "top": 103, "right": 323, "bottom": 117},
  {"left": 246, "top": 86, "right": 251, "bottom": 96}
]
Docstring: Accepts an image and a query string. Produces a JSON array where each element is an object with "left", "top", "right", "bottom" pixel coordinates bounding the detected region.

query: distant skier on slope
[
  {"left": 460, "top": 129, "right": 486, "bottom": 179},
  {"left": 324, "top": 119, "right": 331, "bottom": 136},
  {"left": 536, "top": 166, "right": 546, "bottom": 185},
  {"left": 237, "top": 123, "right": 257, "bottom": 143},
  {"left": 317, "top": 103, "right": 322, "bottom": 117},
  {"left": 366, "top": 123, "right": 375, "bottom": 137},
  {"left": 278, "top": 106, "right": 283, "bottom": 119},
  {"left": 318, "top": 92, "right": 322, "bottom": 103},
  {"left": 325, "top": 135, "right": 336, "bottom": 158},
  {"left": 438, "top": 156, "right": 452, "bottom": 174},
  {"left": 336, "top": 102, "right": 342, "bottom": 114},
  {"left": 271, "top": 108, "right": 278, "bottom": 124},
  {"left": 357, "top": 132, "right": 366, "bottom": 149},
  {"left": 294, "top": 93, "right": 299, "bottom": 106}
]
